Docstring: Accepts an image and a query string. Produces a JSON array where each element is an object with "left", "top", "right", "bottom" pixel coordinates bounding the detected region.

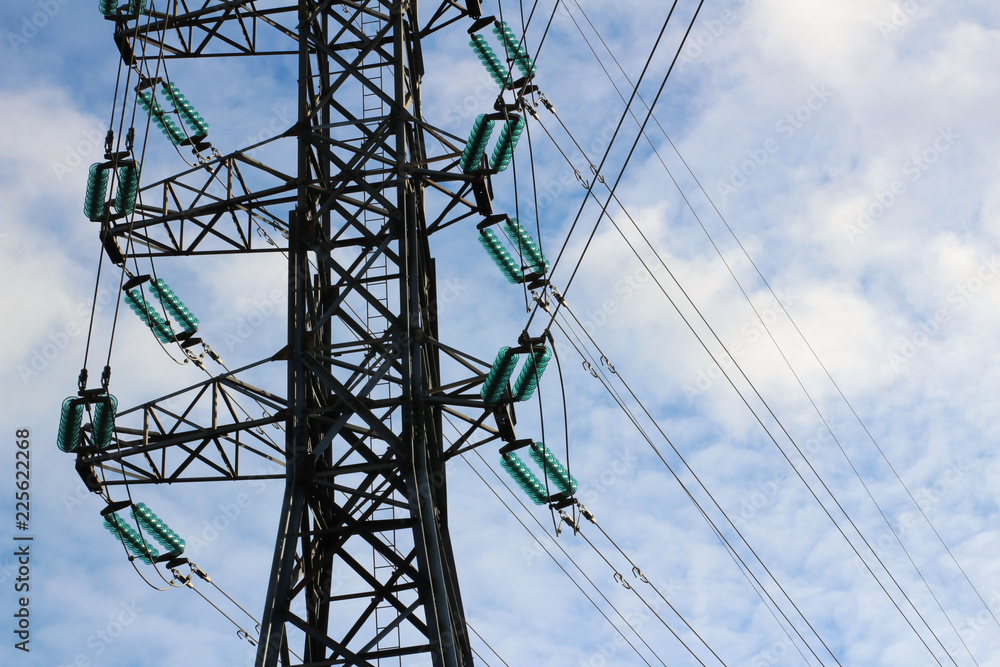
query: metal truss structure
[{"left": 75, "top": 1, "right": 525, "bottom": 665}]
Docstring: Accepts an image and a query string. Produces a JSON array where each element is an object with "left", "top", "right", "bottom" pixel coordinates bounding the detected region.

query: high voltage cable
[
  {"left": 545, "top": 304, "right": 834, "bottom": 666},
  {"left": 548, "top": 251, "right": 955, "bottom": 666},
  {"left": 456, "top": 443, "right": 666, "bottom": 666},
  {"left": 561, "top": 10, "right": 977, "bottom": 660},
  {"left": 522, "top": 107, "right": 843, "bottom": 660},
  {"left": 486, "top": 9, "right": 844, "bottom": 656},
  {"left": 575, "top": 209, "right": 955, "bottom": 664},
  {"left": 467, "top": 621, "right": 511, "bottom": 667},
  {"left": 526, "top": 0, "right": 685, "bottom": 311},
  {"left": 530, "top": 0, "right": 700, "bottom": 330},
  {"left": 554, "top": 2, "right": 987, "bottom": 661},
  {"left": 515, "top": 20, "right": 962, "bottom": 661},
  {"left": 559, "top": 510, "right": 728, "bottom": 666},
  {"left": 574, "top": 0, "right": 1000, "bottom": 641}
]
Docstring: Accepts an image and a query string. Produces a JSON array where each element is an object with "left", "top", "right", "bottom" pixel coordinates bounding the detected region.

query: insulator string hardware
[
  {"left": 149, "top": 279, "right": 200, "bottom": 334},
  {"left": 470, "top": 34, "right": 510, "bottom": 90},
  {"left": 479, "top": 336, "right": 553, "bottom": 404},
  {"left": 478, "top": 229, "right": 523, "bottom": 284},
  {"left": 498, "top": 439, "right": 578, "bottom": 508},
  {"left": 56, "top": 392, "right": 118, "bottom": 452},
  {"left": 499, "top": 450, "right": 547, "bottom": 505},
  {"left": 476, "top": 214, "right": 549, "bottom": 289},
  {"left": 132, "top": 503, "right": 186, "bottom": 557},
  {"left": 124, "top": 289, "right": 176, "bottom": 343},
  {"left": 529, "top": 442, "right": 578, "bottom": 495},
  {"left": 461, "top": 114, "right": 495, "bottom": 173},
  {"left": 460, "top": 112, "right": 525, "bottom": 174},
  {"left": 490, "top": 116, "right": 525, "bottom": 172},
  {"left": 104, "top": 512, "right": 159, "bottom": 564},
  {"left": 492, "top": 20, "right": 537, "bottom": 79},
  {"left": 83, "top": 159, "right": 140, "bottom": 222},
  {"left": 136, "top": 79, "right": 211, "bottom": 149},
  {"left": 100, "top": 0, "right": 146, "bottom": 18}
]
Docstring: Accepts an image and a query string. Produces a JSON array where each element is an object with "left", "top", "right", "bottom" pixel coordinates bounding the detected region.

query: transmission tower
[{"left": 60, "top": 0, "right": 560, "bottom": 665}]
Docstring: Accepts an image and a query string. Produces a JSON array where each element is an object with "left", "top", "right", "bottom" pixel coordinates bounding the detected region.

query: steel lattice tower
[{"left": 73, "top": 0, "right": 514, "bottom": 665}]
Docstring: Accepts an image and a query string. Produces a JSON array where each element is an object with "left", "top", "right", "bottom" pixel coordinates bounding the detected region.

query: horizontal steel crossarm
[
  {"left": 79, "top": 361, "right": 287, "bottom": 483},
  {"left": 83, "top": 420, "right": 284, "bottom": 485},
  {"left": 420, "top": 1, "right": 479, "bottom": 38},
  {"left": 111, "top": 152, "right": 295, "bottom": 257},
  {"left": 128, "top": 2, "right": 300, "bottom": 59}
]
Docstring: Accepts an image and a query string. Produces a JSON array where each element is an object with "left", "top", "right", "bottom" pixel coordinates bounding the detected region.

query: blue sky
[{"left": 4, "top": 0, "right": 1000, "bottom": 665}]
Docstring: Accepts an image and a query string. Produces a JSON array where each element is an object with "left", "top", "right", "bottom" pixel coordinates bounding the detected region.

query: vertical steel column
[{"left": 255, "top": 2, "right": 474, "bottom": 665}]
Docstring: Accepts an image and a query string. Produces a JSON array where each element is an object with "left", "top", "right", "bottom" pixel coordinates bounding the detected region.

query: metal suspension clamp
[
  {"left": 558, "top": 509, "right": 579, "bottom": 534},
  {"left": 590, "top": 163, "right": 605, "bottom": 184},
  {"left": 190, "top": 563, "right": 210, "bottom": 581},
  {"left": 530, "top": 290, "right": 550, "bottom": 312},
  {"left": 600, "top": 355, "right": 616, "bottom": 374},
  {"left": 577, "top": 503, "right": 596, "bottom": 524},
  {"left": 205, "top": 345, "right": 221, "bottom": 364},
  {"left": 170, "top": 568, "right": 191, "bottom": 587}
]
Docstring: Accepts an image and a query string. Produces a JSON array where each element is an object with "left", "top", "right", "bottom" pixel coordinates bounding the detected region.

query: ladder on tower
[{"left": 359, "top": 5, "right": 403, "bottom": 663}]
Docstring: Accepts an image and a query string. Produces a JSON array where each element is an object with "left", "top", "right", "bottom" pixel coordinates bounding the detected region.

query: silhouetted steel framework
[{"left": 77, "top": 0, "right": 512, "bottom": 665}]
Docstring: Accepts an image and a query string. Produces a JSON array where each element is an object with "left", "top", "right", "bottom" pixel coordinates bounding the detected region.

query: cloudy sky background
[{"left": 4, "top": 0, "right": 1000, "bottom": 665}]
